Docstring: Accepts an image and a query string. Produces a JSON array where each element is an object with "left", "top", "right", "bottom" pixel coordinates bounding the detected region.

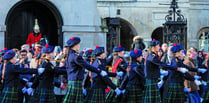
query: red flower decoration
[
  {"left": 118, "top": 45, "right": 122, "bottom": 48},
  {"left": 4, "top": 48, "right": 7, "bottom": 50},
  {"left": 174, "top": 43, "right": 177, "bottom": 47},
  {"left": 95, "top": 46, "right": 99, "bottom": 48},
  {"left": 45, "top": 44, "right": 49, "bottom": 48},
  {"left": 71, "top": 37, "right": 75, "bottom": 40},
  {"left": 134, "top": 50, "right": 138, "bottom": 54},
  {"left": 153, "top": 39, "right": 156, "bottom": 41},
  {"left": 6, "top": 52, "right": 9, "bottom": 54},
  {"left": 89, "top": 49, "right": 92, "bottom": 52}
]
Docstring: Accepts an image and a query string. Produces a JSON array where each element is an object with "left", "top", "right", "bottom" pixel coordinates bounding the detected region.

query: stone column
[{"left": 62, "top": 0, "right": 106, "bottom": 51}]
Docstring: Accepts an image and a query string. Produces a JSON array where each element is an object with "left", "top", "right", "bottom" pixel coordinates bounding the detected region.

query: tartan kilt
[
  {"left": 105, "top": 88, "right": 117, "bottom": 103},
  {"left": 163, "top": 82, "right": 186, "bottom": 103},
  {"left": 0, "top": 87, "right": 18, "bottom": 103},
  {"left": 121, "top": 85, "right": 143, "bottom": 103},
  {"left": 203, "top": 81, "right": 209, "bottom": 101},
  {"left": 83, "top": 88, "right": 92, "bottom": 103},
  {"left": 87, "top": 88, "right": 105, "bottom": 103},
  {"left": 63, "top": 81, "right": 83, "bottom": 103},
  {"left": 142, "top": 79, "right": 161, "bottom": 103},
  {"left": 30, "top": 88, "right": 56, "bottom": 103}
]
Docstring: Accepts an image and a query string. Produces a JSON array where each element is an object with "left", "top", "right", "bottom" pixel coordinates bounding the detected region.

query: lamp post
[{"left": 163, "top": 0, "right": 187, "bottom": 48}]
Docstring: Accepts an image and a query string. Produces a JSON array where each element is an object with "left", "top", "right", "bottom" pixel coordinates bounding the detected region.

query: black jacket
[
  {"left": 32, "top": 59, "right": 67, "bottom": 89},
  {"left": 67, "top": 50, "right": 101, "bottom": 81},
  {"left": 0, "top": 62, "right": 37, "bottom": 88},
  {"left": 120, "top": 61, "right": 145, "bottom": 89},
  {"left": 146, "top": 52, "right": 177, "bottom": 80}
]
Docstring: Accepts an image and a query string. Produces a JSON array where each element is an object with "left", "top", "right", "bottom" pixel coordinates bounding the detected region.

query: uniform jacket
[
  {"left": 91, "top": 58, "right": 116, "bottom": 89},
  {"left": 120, "top": 61, "right": 145, "bottom": 89},
  {"left": 67, "top": 49, "right": 100, "bottom": 81},
  {"left": 0, "top": 62, "right": 37, "bottom": 88},
  {"left": 146, "top": 52, "right": 176, "bottom": 80},
  {"left": 32, "top": 59, "right": 67, "bottom": 89},
  {"left": 168, "top": 57, "right": 196, "bottom": 83},
  {"left": 26, "top": 32, "right": 42, "bottom": 47}
]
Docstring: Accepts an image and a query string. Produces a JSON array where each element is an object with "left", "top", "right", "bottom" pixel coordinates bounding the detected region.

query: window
[{"left": 198, "top": 28, "right": 209, "bottom": 52}]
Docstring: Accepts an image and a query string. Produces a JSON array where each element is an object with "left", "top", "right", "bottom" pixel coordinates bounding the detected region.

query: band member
[
  {"left": 29, "top": 44, "right": 67, "bottom": 103},
  {"left": 163, "top": 44, "right": 205, "bottom": 103},
  {"left": 26, "top": 19, "right": 42, "bottom": 48},
  {"left": 120, "top": 49, "right": 145, "bottom": 103},
  {"left": 0, "top": 50, "right": 44, "bottom": 102},
  {"left": 63, "top": 37, "right": 110, "bottom": 103},
  {"left": 112, "top": 45, "right": 128, "bottom": 86},
  {"left": 142, "top": 39, "right": 182, "bottom": 103},
  {"left": 88, "top": 46, "right": 122, "bottom": 103}
]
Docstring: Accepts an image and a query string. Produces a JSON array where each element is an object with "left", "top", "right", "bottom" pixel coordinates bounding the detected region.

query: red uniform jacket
[{"left": 26, "top": 33, "right": 42, "bottom": 47}]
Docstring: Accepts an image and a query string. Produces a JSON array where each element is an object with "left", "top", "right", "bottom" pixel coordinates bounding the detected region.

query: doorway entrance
[{"left": 5, "top": 0, "right": 63, "bottom": 49}]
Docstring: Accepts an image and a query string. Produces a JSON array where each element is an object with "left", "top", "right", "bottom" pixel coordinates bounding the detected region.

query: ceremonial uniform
[
  {"left": 143, "top": 39, "right": 177, "bottom": 103},
  {"left": 163, "top": 44, "right": 199, "bottom": 103},
  {"left": 63, "top": 37, "right": 102, "bottom": 103},
  {"left": 26, "top": 32, "right": 42, "bottom": 47},
  {"left": 89, "top": 58, "right": 117, "bottom": 103},
  {"left": 163, "top": 57, "right": 197, "bottom": 103},
  {"left": 29, "top": 44, "right": 67, "bottom": 103},
  {"left": 0, "top": 50, "right": 38, "bottom": 103},
  {"left": 120, "top": 49, "right": 145, "bottom": 103},
  {"left": 30, "top": 59, "right": 67, "bottom": 103}
]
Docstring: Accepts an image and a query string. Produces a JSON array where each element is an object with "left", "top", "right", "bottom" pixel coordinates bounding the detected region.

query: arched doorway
[
  {"left": 5, "top": 0, "right": 63, "bottom": 49},
  {"left": 105, "top": 17, "right": 137, "bottom": 53},
  {"left": 151, "top": 27, "right": 163, "bottom": 43}
]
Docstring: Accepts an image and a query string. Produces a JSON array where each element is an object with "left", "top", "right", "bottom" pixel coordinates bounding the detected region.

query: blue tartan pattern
[
  {"left": 63, "top": 81, "right": 83, "bottom": 103},
  {"left": 30, "top": 88, "right": 56, "bottom": 103},
  {"left": 0, "top": 87, "right": 18, "bottom": 103},
  {"left": 87, "top": 88, "right": 105, "bottom": 103},
  {"left": 121, "top": 85, "right": 143, "bottom": 103},
  {"left": 163, "top": 82, "right": 186, "bottom": 103},
  {"left": 142, "top": 79, "right": 161, "bottom": 103}
]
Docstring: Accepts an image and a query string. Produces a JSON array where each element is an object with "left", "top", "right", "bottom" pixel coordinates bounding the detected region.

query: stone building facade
[
  {"left": 97, "top": 0, "right": 209, "bottom": 51},
  {"left": 0, "top": 0, "right": 209, "bottom": 52}
]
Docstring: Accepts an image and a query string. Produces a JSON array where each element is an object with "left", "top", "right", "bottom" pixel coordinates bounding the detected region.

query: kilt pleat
[
  {"left": 163, "top": 82, "right": 186, "bottom": 103},
  {"left": 142, "top": 79, "right": 161, "bottom": 103},
  {"left": 63, "top": 81, "right": 83, "bottom": 103},
  {"left": 203, "top": 81, "right": 209, "bottom": 101},
  {"left": 105, "top": 88, "right": 117, "bottom": 103},
  {"left": 87, "top": 88, "right": 105, "bottom": 103},
  {"left": 30, "top": 88, "right": 56, "bottom": 103},
  {"left": 121, "top": 85, "right": 143, "bottom": 103},
  {"left": 0, "top": 87, "right": 18, "bottom": 103}
]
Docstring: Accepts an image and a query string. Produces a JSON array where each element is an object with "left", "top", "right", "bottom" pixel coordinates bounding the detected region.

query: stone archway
[
  {"left": 105, "top": 17, "right": 137, "bottom": 53},
  {"left": 151, "top": 27, "right": 163, "bottom": 43},
  {"left": 5, "top": 0, "right": 63, "bottom": 49}
]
